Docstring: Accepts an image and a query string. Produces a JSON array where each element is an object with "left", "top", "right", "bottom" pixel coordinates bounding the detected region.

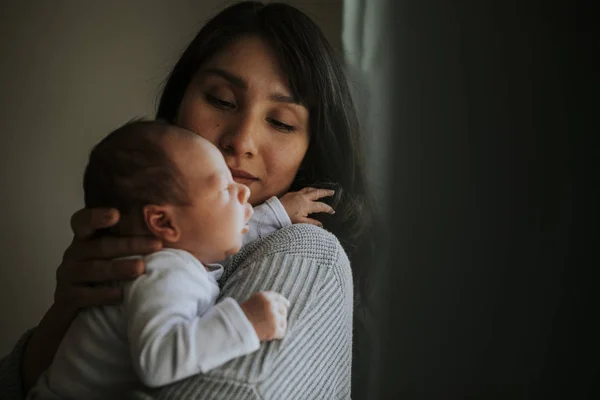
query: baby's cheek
[{"left": 225, "top": 242, "right": 242, "bottom": 258}]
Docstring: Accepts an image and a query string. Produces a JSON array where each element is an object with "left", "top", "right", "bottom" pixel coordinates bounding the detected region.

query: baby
[{"left": 28, "top": 120, "right": 333, "bottom": 399}]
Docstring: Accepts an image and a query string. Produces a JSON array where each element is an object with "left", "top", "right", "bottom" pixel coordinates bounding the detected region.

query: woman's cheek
[
  {"left": 272, "top": 155, "right": 304, "bottom": 191},
  {"left": 180, "top": 111, "right": 222, "bottom": 145}
]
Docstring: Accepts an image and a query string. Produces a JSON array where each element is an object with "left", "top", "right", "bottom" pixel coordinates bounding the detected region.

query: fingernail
[
  {"left": 103, "top": 210, "right": 114, "bottom": 222},
  {"left": 133, "top": 261, "right": 145, "bottom": 276},
  {"left": 330, "top": 210, "right": 336, "bottom": 214}
]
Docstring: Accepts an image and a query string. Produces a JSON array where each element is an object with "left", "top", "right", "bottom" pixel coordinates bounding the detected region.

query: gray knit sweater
[{"left": 0, "top": 224, "right": 353, "bottom": 399}]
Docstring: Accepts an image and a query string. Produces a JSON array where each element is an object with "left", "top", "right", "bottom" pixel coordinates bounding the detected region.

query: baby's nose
[{"left": 237, "top": 183, "right": 251, "bottom": 203}]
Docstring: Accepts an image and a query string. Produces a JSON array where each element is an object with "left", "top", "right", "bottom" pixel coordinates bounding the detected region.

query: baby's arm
[
  {"left": 245, "top": 189, "right": 336, "bottom": 247},
  {"left": 243, "top": 196, "right": 292, "bottom": 247},
  {"left": 123, "top": 250, "right": 288, "bottom": 388}
]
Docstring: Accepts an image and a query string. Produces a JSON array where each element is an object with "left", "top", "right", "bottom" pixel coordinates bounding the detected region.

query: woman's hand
[
  {"left": 54, "top": 207, "right": 162, "bottom": 314},
  {"left": 21, "top": 207, "right": 162, "bottom": 392}
]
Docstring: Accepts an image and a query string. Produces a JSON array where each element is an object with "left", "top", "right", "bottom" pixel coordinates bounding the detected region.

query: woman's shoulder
[
  {"left": 256, "top": 223, "right": 344, "bottom": 259},
  {"left": 222, "top": 223, "right": 353, "bottom": 307},
  {"left": 228, "top": 224, "right": 350, "bottom": 274}
]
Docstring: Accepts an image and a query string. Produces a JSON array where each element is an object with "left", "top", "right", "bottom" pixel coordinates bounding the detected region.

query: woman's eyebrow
[
  {"left": 270, "top": 93, "right": 301, "bottom": 105},
  {"left": 202, "top": 68, "right": 247, "bottom": 89}
]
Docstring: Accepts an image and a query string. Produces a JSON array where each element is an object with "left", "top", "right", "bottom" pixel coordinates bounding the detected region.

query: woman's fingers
[
  {"left": 96, "top": 236, "right": 162, "bottom": 259},
  {"left": 55, "top": 285, "right": 123, "bottom": 309},
  {"left": 57, "top": 208, "right": 162, "bottom": 313},
  {"left": 70, "top": 208, "right": 119, "bottom": 240},
  {"left": 68, "top": 235, "right": 162, "bottom": 261},
  {"left": 58, "top": 258, "right": 144, "bottom": 284}
]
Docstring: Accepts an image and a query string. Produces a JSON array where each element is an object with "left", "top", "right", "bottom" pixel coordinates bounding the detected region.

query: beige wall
[{"left": 0, "top": 0, "right": 342, "bottom": 355}]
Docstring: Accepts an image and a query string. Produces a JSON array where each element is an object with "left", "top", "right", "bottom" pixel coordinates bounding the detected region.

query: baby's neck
[{"left": 117, "top": 212, "right": 217, "bottom": 270}]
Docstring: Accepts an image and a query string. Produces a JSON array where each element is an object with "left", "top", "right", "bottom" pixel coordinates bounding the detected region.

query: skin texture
[
  {"left": 143, "top": 130, "right": 253, "bottom": 264},
  {"left": 176, "top": 36, "right": 311, "bottom": 206},
  {"left": 280, "top": 188, "right": 336, "bottom": 227}
]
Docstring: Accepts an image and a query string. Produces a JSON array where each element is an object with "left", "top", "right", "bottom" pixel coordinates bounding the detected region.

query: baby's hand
[
  {"left": 279, "top": 187, "right": 335, "bottom": 227},
  {"left": 240, "top": 291, "right": 290, "bottom": 341}
]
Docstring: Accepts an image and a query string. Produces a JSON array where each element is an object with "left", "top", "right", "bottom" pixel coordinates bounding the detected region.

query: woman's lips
[
  {"left": 233, "top": 177, "right": 257, "bottom": 185},
  {"left": 230, "top": 168, "right": 258, "bottom": 185}
]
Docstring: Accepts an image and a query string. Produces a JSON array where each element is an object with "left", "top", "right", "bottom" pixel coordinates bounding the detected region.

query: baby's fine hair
[{"left": 83, "top": 119, "right": 191, "bottom": 214}]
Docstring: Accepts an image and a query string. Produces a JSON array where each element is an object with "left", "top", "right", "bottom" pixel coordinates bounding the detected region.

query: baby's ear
[{"left": 143, "top": 204, "right": 180, "bottom": 243}]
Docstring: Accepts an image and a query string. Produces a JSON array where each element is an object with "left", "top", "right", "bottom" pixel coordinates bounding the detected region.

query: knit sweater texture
[{"left": 0, "top": 223, "right": 353, "bottom": 400}]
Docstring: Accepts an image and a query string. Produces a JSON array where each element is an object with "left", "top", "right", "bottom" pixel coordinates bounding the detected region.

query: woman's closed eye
[
  {"left": 206, "top": 93, "right": 235, "bottom": 110},
  {"left": 267, "top": 117, "right": 295, "bottom": 132}
]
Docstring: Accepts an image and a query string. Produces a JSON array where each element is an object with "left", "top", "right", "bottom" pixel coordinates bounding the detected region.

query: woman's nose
[{"left": 219, "top": 113, "right": 259, "bottom": 157}]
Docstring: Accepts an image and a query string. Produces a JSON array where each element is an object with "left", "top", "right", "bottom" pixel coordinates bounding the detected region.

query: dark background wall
[{"left": 372, "top": 1, "right": 596, "bottom": 398}]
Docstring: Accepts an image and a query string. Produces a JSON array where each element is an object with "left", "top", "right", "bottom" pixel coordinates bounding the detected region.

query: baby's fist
[{"left": 240, "top": 291, "right": 290, "bottom": 341}]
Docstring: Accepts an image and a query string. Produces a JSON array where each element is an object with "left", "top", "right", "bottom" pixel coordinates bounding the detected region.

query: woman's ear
[{"left": 143, "top": 204, "right": 181, "bottom": 243}]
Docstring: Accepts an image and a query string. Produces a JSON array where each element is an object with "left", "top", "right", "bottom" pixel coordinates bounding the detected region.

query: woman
[{"left": 1, "top": 2, "right": 377, "bottom": 399}]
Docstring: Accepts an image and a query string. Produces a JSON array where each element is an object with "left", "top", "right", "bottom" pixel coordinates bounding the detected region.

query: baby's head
[{"left": 83, "top": 119, "right": 253, "bottom": 263}]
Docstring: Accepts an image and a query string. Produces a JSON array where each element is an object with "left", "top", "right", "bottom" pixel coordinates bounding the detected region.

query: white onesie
[{"left": 28, "top": 197, "right": 291, "bottom": 399}]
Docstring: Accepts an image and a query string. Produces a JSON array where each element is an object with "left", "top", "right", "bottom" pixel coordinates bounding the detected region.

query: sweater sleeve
[
  {"left": 0, "top": 329, "right": 35, "bottom": 400},
  {"left": 128, "top": 224, "right": 353, "bottom": 400}
]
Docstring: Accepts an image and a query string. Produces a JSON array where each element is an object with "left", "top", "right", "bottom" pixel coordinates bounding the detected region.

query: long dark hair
[{"left": 156, "top": 1, "right": 379, "bottom": 308}]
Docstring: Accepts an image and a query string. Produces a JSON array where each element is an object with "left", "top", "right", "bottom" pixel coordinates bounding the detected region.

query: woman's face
[{"left": 176, "top": 36, "right": 310, "bottom": 206}]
